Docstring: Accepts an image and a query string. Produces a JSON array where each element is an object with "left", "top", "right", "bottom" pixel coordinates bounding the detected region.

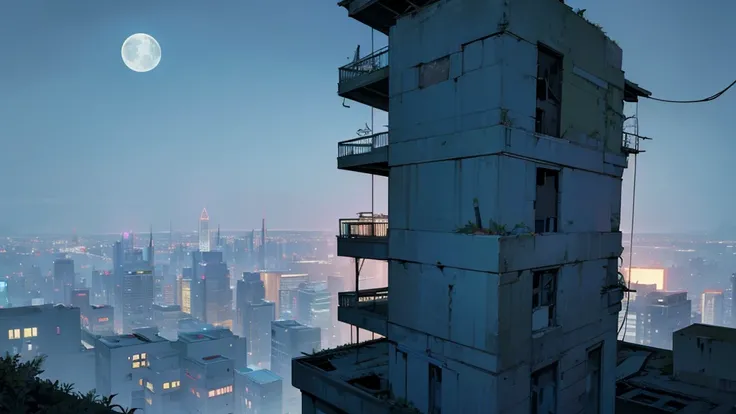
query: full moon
[{"left": 121, "top": 33, "right": 161, "bottom": 73}]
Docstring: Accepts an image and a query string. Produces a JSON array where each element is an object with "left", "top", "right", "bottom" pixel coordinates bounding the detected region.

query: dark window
[
  {"left": 419, "top": 56, "right": 450, "bottom": 89},
  {"left": 531, "top": 364, "right": 558, "bottom": 414},
  {"left": 429, "top": 363, "right": 442, "bottom": 414},
  {"left": 586, "top": 346, "right": 602, "bottom": 414},
  {"left": 534, "top": 168, "right": 559, "bottom": 233},
  {"left": 532, "top": 270, "right": 558, "bottom": 331},
  {"left": 536, "top": 44, "right": 563, "bottom": 137}
]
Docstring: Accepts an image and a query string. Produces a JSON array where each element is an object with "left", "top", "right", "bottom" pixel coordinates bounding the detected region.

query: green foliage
[
  {"left": 0, "top": 353, "right": 137, "bottom": 414},
  {"left": 455, "top": 220, "right": 532, "bottom": 236}
]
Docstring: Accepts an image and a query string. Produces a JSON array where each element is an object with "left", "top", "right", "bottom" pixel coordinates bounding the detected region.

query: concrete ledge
[
  {"left": 337, "top": 237, "right": 389, "bottom": 260},
  {"left": 389, "top": 230, "right": 622, "bottom": 273},
  {"left": 390, "top": 124, "right": 626, "bottom": 178},
  {"left": 338, "top": 305, "right": 389, "bottom": 337}
]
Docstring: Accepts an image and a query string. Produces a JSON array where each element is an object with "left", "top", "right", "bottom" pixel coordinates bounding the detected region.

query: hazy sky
[{"left": 0, "top": 0, "right": 733, "bottom": 235}]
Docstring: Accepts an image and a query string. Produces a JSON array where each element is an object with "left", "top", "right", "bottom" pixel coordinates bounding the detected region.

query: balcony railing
[
  {"left": 338, "top": 132, "right": 389, "bottom": 158},
  {"left": 338, "top": 287, "right": 389, "bottom": 308},
  {"left": 339, "top": 46, "right": 389, "bottom": 83},
  {"left": 339, "top": 217, "right": 388, "bottom": 239}
]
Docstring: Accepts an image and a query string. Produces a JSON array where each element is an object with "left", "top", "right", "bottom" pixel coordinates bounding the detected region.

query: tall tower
[
  {"left": 199, "top": 208, "right": 210, "bottom": 252},
  {"left": 259, "top": 218, "right": 266, "bottom": 270},
  {"left": 291, "top": 0, "right": 652, "bottom": 413},
  {"left": 146, "top": 225, "right": 154, "bottom": 267}
]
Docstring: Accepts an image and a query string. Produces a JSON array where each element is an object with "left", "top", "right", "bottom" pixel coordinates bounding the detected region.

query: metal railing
[
  {"left": 338, "top": 132, "right": 389, "bottom": 158},
  {"left": 339, "top": 46, "right": 389, "bottom": 83},
  {"left": 339, "top": 287, "right": 389, "bottom": 308},
  {"left": 339, "top": 218, "right": 389, "bottom": 239}
]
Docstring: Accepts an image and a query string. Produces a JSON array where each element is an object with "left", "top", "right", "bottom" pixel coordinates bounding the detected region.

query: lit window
[
  {"left": 14, "top": 329, "right": 19, "bottom": 339},
  {"left": 172, "top": 381, "right": 180, "bottom": 388},
  {"left": 139, "top": 379, "right": 143, "bottom": 386},
  {"left": 208, "top": 390, "right": 215, "bottom": 398},
  {"left": 133, "top": 354, "right": 140, "bottom": 361},
  {"left": 141, "top": 353, "right": 147, "bottom": 359},
  {"left": 8, "top": 329, "right": 14, "bottom": 340},
  {"left": 163, "top": 382, "right": 170, "bottom": 390},
  {"left": 31, "top": 327, "right": 37, "bottom": 336},
  {"left": 27, "top": 344, "right": 32, "bottom": 351},
  {"left": 132, "top": 362, "right": 140, "bottom": 369},
  {"left": 146, "top": 382, "right": 154, "bottom": 392},
  {"left": 145, "top": 397, "right": 152, "bottom": 405}
]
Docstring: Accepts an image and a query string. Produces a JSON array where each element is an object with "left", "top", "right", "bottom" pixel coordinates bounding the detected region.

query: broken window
[
  {"left": 536, "top": 44, "right": 563, "bottom": 137},
  {"left": 534, "top": 168, "right": 559, "bottom": 233},
  {"left": 586, "top": 345, "right": 602, "bottom": 414},
  {"left": 428, "top": 363, "right": 442, "bottom": 414},
  {"left": 419, "top": 56, "right": 450, "bottom": 89},
  {"left": 532, "top": 269, "right": 557, "bottom": 331},
  {"left": 531, "top": 364, "right": 558, "bottom": 414}
]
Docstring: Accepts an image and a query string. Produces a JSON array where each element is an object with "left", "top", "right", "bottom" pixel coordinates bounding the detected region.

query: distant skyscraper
[
  {"left": 701, "top": 290, "right": 724, "bottom": 326},
  {"left": 53, "top": 258, "right": 75, "bottom": 305},
  {"left": 259, "top": 218, "right": 267, "bottom": 270},
  {"left": 112, "top": 232, "right": 155, "bottom": 333},
  {"left": 199, "top": 208, "right": 210, "bottom": 252}
]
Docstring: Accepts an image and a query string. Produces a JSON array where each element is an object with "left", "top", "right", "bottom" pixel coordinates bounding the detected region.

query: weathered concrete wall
[{"left": 384, "top": 0, "right": 625, "bottom": 412}]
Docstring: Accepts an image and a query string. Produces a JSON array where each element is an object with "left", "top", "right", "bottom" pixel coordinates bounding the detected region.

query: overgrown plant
[{"left": 0, "top": 353, "right": 136, "bottom": 413}]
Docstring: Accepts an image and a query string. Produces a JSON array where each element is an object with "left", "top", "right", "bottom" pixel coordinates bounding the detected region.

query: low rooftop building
[{"left": 616, "top": 324, "right": 736, "bottom": 413}]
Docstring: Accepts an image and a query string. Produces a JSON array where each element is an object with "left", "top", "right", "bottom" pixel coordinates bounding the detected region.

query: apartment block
[{"left": 292, "top": 0, "right": 650, "bottom": 413}]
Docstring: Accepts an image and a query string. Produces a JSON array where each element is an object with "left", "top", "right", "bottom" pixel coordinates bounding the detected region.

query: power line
[{"left": 644, "top": 79, "right": 736, "bottom": 104}]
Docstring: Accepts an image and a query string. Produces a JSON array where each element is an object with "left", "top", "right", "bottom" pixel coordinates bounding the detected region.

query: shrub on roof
[{"left": 0, "top": 353, "right": 137, "bottom": 413}]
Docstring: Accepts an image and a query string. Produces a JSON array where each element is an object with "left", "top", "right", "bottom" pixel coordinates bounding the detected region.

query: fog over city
[{"left": 2, "top": 0, "right": 736, "bottom": 413}]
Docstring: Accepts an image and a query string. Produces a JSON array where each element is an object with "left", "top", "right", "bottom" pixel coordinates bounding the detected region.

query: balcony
[
  {"left": 337, "top": 214, "right": 389, "bottom": 260},
  {"left": 338, "top": 0, "right": 441, "bottom": 35},
  {"left": 338, "top": 132, "right": 389, "bottom": 176},
  {"left": 293, "top": 339, "right": 416, "bottom": 414},
  {"left": 338, "top": 47, "right": 389, "bottom": 112},
  {"left": 338, "top": 287, "right": 388, "bottom": 336}
]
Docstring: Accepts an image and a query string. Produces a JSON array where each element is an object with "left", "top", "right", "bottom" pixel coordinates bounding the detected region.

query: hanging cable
[
  {"left": 644, "top": 79, "right": 736, "bottom": 104},
  {"left": 370, "top": 28, "right": 376, "bottom": 219},
  {"left": 618, "top": 102, "right": 640, "bottom": 339}
]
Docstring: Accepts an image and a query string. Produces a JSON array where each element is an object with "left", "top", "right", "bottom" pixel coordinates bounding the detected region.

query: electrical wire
[
  {"left": 644, "top": 79, "right": 736, "bottom": 104},
  {"left": 618, "top": 102, "right": 640, "bottom": 339}
]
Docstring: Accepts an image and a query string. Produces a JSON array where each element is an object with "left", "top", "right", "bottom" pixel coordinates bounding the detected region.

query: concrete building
[
  {"left": 635, "top": 291, "right": 691, "bottom": 349},
  {"left": 0, "top": 304, "right": 80, "bottom": 362},
  {"left": 191, "top": 251, "right": 232, "bottom": 329},
  {"left": 141, "top": 350, "right": 183, "bottom": 413},
  {"left": 53, "top": 257, "right": 75, "bottom": 305},
  {"left": 153, "top": 304, "right": 183, "bottom": 340},
  {"left": 95, "top": 328, "right": 172, "bottom": 410},
  {"left": 243, "top": 299, "right": 276, "bottom": 369},
  {"left": 616, "top": 324, "right": 736, "bottom": 412},
  {"left": 85, "top": 304, "right": 115, "bottom": 335},
  {"left": 701, "top": 290, "right": 724, "bottom": 326},
  {"left": 172, "top": 327, "right": 247, "bottom": 371},
  {"left": 292, "top": 0, "right": 650, "bottom": 413},
  {"left": 297, "top": 282, "right": 333, "bottom": 348},
  {"left": 271, "top": 320, "right": 320, "bottom": 413},
  {"left": 236, "top": 368, "right": 283, "bottom": 414},
  {"left": 181, "top": 354, "right": 236, "bottom": 414}
]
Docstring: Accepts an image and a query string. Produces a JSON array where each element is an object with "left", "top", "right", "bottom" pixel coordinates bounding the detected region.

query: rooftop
[
  {"left": 616, "top": 340, "right": 734, "bottom": 412},
  {"left": 177, "top": 327, "right": 233, "bottom": 343},
  {"left": 244, "top": 369, "right": 281, "bottom": 386},
  {"left": 97, "top": 331, "right": 167, "bottom": 349},
  {"left": 152, "top": 304, "right": 181, "bottom": 312},
  {"left": 676, "top": 323, "right": 736, "bottom": 343},
  {"left": 294, "top": 339, "right": 389, "bottom": 398},
  {"left": 272, "top": 320, "right": 313, "bottom": 330},
  {"left": 0, "top": 303, "right": 77, "bottom": 318}
]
